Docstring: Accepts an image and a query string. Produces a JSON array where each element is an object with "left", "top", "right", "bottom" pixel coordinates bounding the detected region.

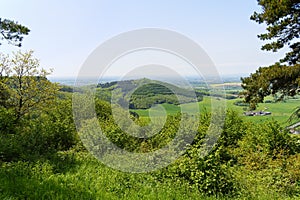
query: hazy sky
[{"left": 1, "top": 0, "right": 286, "bottom": 77}]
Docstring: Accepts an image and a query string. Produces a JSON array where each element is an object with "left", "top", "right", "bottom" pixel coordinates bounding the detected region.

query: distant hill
[{"left": 96, "top": 78, "right": 203, "bottom": 109}]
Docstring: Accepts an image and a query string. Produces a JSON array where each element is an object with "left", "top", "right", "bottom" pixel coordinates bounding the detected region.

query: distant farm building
[{"left": 244, "top": 111, "right": 272, "bottom": 116}]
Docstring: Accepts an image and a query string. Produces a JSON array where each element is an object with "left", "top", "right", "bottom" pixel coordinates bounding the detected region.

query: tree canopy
[
  {"left": 0, "top": 18, "right": 30, "bottom": 47},
  {"left": 242, "top": 0, "right": 300, "bottom": 110},
  {"left": 241, "top": 63, "right": 300, "bottom": 110}
]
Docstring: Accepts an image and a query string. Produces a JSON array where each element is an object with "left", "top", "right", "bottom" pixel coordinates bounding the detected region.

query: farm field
[{"left": 132, "top": 96, "right": 300, "bottom": 127}]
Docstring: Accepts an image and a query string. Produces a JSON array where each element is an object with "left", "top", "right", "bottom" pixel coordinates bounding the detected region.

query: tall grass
[{"left": 1, "top": 149, "right": 299, "bottom": 200}]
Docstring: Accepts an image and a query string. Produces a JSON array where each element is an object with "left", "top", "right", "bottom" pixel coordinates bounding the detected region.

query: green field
[{"left": 132, "top": 96, "right": 300, "bottom": 127}]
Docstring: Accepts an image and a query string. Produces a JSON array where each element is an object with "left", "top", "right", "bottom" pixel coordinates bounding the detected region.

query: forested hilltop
[{"left": 96, "top": 78, "right": 204, "bottom": 109}]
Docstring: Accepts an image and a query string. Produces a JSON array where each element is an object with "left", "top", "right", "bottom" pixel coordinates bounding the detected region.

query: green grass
[
  {"left": 0, "top": 151, "right": 224, "bottom": 200},
  {"left": 1, "top": 150, "right": 299, "bottom": 200}
]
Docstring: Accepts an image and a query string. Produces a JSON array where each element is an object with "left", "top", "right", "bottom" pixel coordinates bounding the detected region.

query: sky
[{"left": 0, "top": 0, "right": 287, "bottom": 78}]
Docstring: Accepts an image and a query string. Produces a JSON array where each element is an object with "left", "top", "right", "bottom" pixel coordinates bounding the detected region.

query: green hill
[{"left": 96, "top": 78, "right": 203, "bottom": 109}]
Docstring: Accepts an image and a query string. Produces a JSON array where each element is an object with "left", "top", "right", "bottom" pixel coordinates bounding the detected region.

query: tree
[
  {"left": 251, "top": 0, "right": 300, "bottom": 65},
  {"left": 0, "top": 50, "right": 59, "bottom": 121},
  {"left": 242, "top": 0, "right": 300, "bottom": 110},
  {"left": 0, "top": 18, "right": 30, "bottom": 47}
]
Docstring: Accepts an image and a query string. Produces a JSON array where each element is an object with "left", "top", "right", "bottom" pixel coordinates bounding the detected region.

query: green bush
[{"left": 154, "top": 111, "right": 245, "bottom": 197}]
